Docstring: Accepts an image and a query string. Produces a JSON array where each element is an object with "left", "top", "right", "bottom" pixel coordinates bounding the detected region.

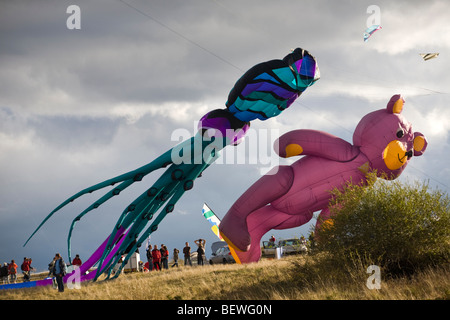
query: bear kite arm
[{"left": 274, "top": 129, "right": 360, "bottom": 162}]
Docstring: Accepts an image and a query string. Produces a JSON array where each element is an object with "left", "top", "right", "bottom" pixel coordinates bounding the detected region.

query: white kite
[{"left": 202, "top": 203, "right": 224, "bottom": 241}]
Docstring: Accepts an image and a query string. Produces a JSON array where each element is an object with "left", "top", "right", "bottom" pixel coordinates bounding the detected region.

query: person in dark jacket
[
  {"left": 194, "top": 239, "right": 206, "bottom": 266},
  {"left": 52, "top": 253, "right": 66, "bottom": 292},
  {"left": 171, "top": 248, "right": 180, "bottom": 268},
  {"left": 183, "top": 242, "right": 192, "bottom": 266},
  {"left": 0, "top": 263, "right": 9, "bottom": 284}
]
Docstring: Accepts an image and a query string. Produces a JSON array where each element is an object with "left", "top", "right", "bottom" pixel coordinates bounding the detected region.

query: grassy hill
[{"left": 1, "top": 254, "right": 448, "bottom": 300}]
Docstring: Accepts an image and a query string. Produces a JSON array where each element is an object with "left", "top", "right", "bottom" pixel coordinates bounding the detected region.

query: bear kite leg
[
  {"left": 219, "top": 166, "right": 294, "bottom": 253},
  {"left": 231, "top": 205, "right": 314, "bottom": 263}
]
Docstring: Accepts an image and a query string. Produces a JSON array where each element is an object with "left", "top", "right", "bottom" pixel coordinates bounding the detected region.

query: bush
[{"left": 316, "top": 174, "right": 450, "bottom": 276}]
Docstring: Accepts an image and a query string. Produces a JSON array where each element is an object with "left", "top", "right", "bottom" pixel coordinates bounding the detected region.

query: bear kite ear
[
  {"left": 413, "top": 132, "right": 428, "bottom": 156},
  {"left": 386, "top": 94, "right": 405, "bottom": 114}
]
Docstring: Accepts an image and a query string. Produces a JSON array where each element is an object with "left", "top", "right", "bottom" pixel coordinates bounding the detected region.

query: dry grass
[{"left": 1, "top": 256, "right": 448, "bottom": 300}]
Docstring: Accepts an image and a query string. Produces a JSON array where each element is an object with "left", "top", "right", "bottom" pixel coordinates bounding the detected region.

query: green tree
[{"left": 316, "top": 174, "right": 450, "bottom": 276}]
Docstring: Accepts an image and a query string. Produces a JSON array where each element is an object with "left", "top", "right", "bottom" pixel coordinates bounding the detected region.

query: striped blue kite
[
  {"left": 23, "top": 48, "right": 320, "bottom": 282},
  {"left": 364, "top": 24, "right": 382, "bottom": 42}
]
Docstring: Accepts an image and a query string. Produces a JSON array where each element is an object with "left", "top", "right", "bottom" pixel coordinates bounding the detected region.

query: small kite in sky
[
  {"left": 364, "top": 24, "right": 382, "bottom": 42},
  {"left": 419, "top": 53, "right": 439, "bottom": 61}
]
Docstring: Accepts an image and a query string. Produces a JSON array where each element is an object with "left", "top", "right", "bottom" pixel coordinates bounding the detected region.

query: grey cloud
[{"left": 28, "top": 115, "right": 121, "bottom": 150}]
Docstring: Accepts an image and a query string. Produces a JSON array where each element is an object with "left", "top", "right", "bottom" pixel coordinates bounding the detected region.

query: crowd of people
[
  {"left": 143, "top": 238, "right": 207, "bottom": 272},
  {"left": 1, "top": 233, "right": 316, "bottom": 294},
  {"left": 1, "top": 253, "right": 70, "bottom": 292},
  {"left": 0, "top": 237, "right": 210, "bottom": 292},
  {"left": 1, "top": 257, "right": 35, "bottom": 285}
]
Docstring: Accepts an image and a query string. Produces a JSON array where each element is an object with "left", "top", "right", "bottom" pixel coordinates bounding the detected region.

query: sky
[{"left": 0, "top": 0, "right": 449, "bottom": 272}]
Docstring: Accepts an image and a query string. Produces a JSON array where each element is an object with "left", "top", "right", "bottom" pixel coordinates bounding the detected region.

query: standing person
[
  {"left": 21, "top": 257, "right": 32, "bottom": 282},
  {"left": 171, "top": 248, "right": 179, "bottom": 267},
  {"left": 161, "top": 245, "right": 169, "bottom": 270},
  {"left": 300, "top": 236, "right": 307, "bottom": 246},
  {"left": 151, "top": 245, "right": 161, "bottom": 271},
  {"left": 308, "top": 231, "right": 316, "bottom": 252},
  {"left": 52, "top": 253, "right": 66, "bottom": 292},
  {"left": 183, "top": 242, "right": 192, "bottom": 266},
  {"left": 8, "top": 260, "right": 18, "bottom": 284},
  {"left": 1, "top": 263, "right": 9, "bottom": 284},
  {"left": 146, "top": 244, "right": 153, "bottom": 271},
  {"left": 269, "top": 235, "right": 276, "bottom": 246},
  {"left": 194, "top": 239, "right": 206, "bottom": 266},
  {"left": 48, "top": 257, "right": 56, "bottom": 277},
  {"left": 72, "top": 254, "right": 82, "bottom": 267}
]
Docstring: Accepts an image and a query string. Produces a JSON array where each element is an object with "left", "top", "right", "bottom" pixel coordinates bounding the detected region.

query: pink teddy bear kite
[{"left": 219, "top": 94, "right": 428, "bottom": 264}]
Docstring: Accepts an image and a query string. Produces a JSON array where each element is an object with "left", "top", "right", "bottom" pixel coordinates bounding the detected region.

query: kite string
[
  {"left": 119, "top": 0, "right": 448, "bottom": 193},
  {"left": 117, "top": 0, "right": 243, "bottom": 72}
]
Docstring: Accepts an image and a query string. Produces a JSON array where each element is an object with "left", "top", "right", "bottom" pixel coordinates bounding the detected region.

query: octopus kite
[
  {"left": 24, "top": 48, "right": 320, "bottom": 281},
  {"left": 219, "top": 94, "right": 428, "bottom": 264}
]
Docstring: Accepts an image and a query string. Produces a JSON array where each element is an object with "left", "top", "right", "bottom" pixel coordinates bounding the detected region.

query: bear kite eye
[{"left": 396, "top": 128, "right": 404, "bottom": 138}]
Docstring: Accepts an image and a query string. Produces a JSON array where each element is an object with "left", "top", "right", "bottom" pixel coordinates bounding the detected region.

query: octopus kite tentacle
[
  {"left": 92, "top": 134, "right": 220, "bottom": 280},
  {"left": 66, "top": 178, "right": 135, "bottom": 261},
  {"left": 23, "top": 48, "right": 320, "bottom": 281},
  {"left": 22, "top": 141, "right": 188, "bottom": 248},
  {"left": 96, "top": 149, "right": 215, "bottom": 280},
  {"left": 103, "top": 152, "right": 216, "bottom": 280}
]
